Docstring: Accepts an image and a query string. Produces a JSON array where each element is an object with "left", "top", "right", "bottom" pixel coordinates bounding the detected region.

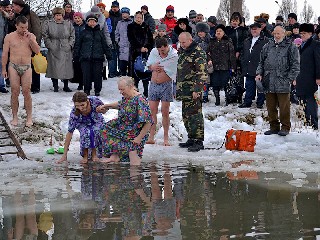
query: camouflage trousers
[{"left": 182, "top": 98, "right": 204, "bottom": 141}]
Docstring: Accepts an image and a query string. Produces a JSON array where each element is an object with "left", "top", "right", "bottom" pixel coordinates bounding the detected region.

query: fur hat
[
  {"left": 196, "top": 22, "right": 210, "bottom": 33},
  {"left": 256, "top": 17, "right": 266, "bottom": 24},
  {"left": 207, "top": 16, "right": 217, "bottom": 24},
  {"left": 86, "top": 14, "right": 98, "bottom": 23},
  {"left": 260, "top": 13, "right": 269, "bottom": 20},
  {"left": 189, "top": 10, "right": 197, "bottom": 19},
  {"left": 73, "top": 12, "right": 83, "bottom": 19},
  {"left": 12, "top": 0, "right": 25, "bottom": 7},
  {"left": 299, "top": 23, "right": 314, "bottom": 33},
  {"left": 141, "top": 5, "right": 148, "bottom": 11},
  {"left": 52, "top": 7, "right": 65, "bottom": 16},
  {"left": 288, "top": 12, "right": 297, "bottom": 21},
  {"left": 0, "top": 0, "right": 10, "bottom": 7},
  {"left": 177, "top": 18, "right": 189, "bottom": 26},
  {"left": 276, "top": 15, "right": 284, "bottom": 21},
  {"left": 215, "top": 24, "right": 226, "bottom": 33},
  {"left": 120, "top": 7, "right": 130, "bottom": 15},
  {"left": 96, "top": 2, "right": 106, "bottom": 9},
  {"left": 166, "top": 5, "right": 174, "bottom": 12},
  {"left": 158, "top": 24, "right": 167, "bottom": 32}
]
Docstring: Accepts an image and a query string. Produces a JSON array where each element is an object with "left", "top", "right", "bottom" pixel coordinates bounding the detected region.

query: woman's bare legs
[
  {"left": 81, "top": 149, "right": 89, "bottom": 164},
  {"left": 100, "top": 153, "right": 120, "bottom": 163},
  {"left": 91, "top": 148, "right": 100, "bottom": 162},
  {"left": 129, "top": 150, "right": 141, "bottom": 165}
]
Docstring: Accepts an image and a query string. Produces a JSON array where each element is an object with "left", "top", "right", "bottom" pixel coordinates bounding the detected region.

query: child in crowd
[
  {"left": 57, "top": 92, "right": 105, "bottom": 164},
  {"left": 154, "top": 24, "right": 173, "bottom": 47}
]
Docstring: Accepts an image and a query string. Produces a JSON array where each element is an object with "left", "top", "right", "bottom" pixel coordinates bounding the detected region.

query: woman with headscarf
[
  {"left": 42, "top": 7, "right": 75, "bottom": 92},
  {"left": 127, "top": 11, "right": 154, "bottom": 97}
]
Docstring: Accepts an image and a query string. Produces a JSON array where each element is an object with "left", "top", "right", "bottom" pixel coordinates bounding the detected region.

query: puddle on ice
[{"left": 0, "top": 162, "right": 320, "bottom": 239}]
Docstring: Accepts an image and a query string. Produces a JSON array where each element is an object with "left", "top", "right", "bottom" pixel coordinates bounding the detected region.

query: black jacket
[
  {"left": 109, "top": 9, "right": 122, "bottom": 43},
  {"left": 75, "top": 24, "right": 112, "bottom": 62},
  {"left": 296, "top": 37, "right": 320, "bottom": 96},
  {"left": 241, "top": 35, "right": 269, "bottom": 77},
  {"left": 225, "top": 25, "right": 249, "bottom": 53}
]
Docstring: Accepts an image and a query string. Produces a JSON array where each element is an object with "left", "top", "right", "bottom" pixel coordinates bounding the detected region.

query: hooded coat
[{"left": 42, "top": 19, "right": 75, "bottom": 80}]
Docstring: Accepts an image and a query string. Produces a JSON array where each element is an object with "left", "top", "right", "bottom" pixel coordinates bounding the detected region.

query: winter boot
[
  {"left": 179, "top": 139, "right": 194, "bottom": 148},
  {"left": 102, "top": 66, "right": 108, "bottom": 80},
  {"left": 63, "top": 80, "right": 72, "bottom": 92},
  {"left": 188, "top": 140, "right": 204, "bottom": 152},
  {"left": 214, "top": 90, "right": 220, "bottom": 106},
  {"left": 52, "top": 78, "right": 59, "bottom": 92}
]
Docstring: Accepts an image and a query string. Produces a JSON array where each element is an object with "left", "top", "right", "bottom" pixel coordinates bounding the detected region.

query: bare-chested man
[
  {"left": 146, "top": 37, "right": 178, "bottom": 146},
  {"left": 2, "top": 15, "right": 40, "bottom": 127}
]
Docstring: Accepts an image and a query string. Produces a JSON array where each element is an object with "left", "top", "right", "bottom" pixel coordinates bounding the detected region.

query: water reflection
[{"left": 0, "top": 163, "right": 320, "bottom": 239}]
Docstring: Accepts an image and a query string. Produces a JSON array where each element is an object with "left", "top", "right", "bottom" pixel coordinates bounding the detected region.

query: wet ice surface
[{"left": 0, "top": 163, "right": 320, "bottom": 239}]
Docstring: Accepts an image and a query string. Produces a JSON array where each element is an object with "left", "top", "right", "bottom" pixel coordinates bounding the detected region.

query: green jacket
[{"left": 176, "top": 41, "right": 208, "bottom": 101}]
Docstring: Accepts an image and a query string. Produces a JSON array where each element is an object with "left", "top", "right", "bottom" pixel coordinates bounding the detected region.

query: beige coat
[{"left": 42, "top": 19, "right": 75, "bottom": 80}]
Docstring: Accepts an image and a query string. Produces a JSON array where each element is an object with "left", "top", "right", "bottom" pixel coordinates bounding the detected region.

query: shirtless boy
[
  {"left": 146, "top": 37, "right": 178, "bottom": 146},
  {"left": 2, "top": 15, "right": 40, "bottom": 127}
]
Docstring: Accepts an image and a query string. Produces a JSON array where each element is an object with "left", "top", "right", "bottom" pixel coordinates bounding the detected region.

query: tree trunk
[{"left": 230, "top": 0, "right": 243, "bottom": 15}]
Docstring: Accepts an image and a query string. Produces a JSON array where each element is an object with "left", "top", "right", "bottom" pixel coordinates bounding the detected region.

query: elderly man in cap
[
  {"left": 294, "top": 23, "right": 320, "bottom": 130},
  {"left": 256, "top": 25, "right": 300, "bottom": 136},
  {"left": 141, "top": 5, "right": 155, "bottom": 34},
  {"left": 108, "top": 1, "right": 121, "bottom": 78},
  {"left": 239, "top": 22, "right": 269, "bottom": 109},
  {"left": 10, "top": 0, "right": 41, "bottom": 94},
  {"left": 256, "top": 17, "right": 272, "bottom": 38}
]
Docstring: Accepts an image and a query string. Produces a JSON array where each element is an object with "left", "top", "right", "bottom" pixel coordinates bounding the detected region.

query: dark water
[{"left": 1, "top": 163, "right": 320, "bottom": 240}]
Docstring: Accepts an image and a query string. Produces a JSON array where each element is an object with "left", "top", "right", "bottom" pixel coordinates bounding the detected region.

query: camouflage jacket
[{"left": 176, "top": 41, "right": 208, "bottom": 101}]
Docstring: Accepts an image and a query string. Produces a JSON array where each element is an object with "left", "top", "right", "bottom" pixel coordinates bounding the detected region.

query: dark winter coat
[
  {"left": 73, "top": 22, "right": 85, "bottom": 50},
  {"left": 261, "top": 28, "right": 273, "bottom": 39},
  {"left": 143, "top": 12, "right": 156, "bottom": 33},
  {"left": 256, "top": 38, "right": 300, "bottom": 93},
  {"left": 109, "top": 9, "right": 122, "bottom": 44},
  {"left": 171, "top": 24, "right": 193, "bottom": 44},
  {"left": 194, "top": 33, "right": 211, "bottom": 52},
  {"left": 127, "top": 21, "right": 154, "bottom": 76},
  {"left": 296, "top": 37, "right": 320, "bottom": 97},
  {"left": 225, "top": 25, "right": 249, "bottom": 53},
  {"left": 207, "top": 35, "right": 237, "bottom": 71},
  {"left": 240, "top": 35, "right": 269, "bottom": 77},
  {"left": 9, "top": 4, "right": 41, "bottom": 44},
  {"left": 74, "top": 24, "right": 112, "bottom": 62},
  {"left": 64, "top": 11, "right": 74, "bottom": 22}
]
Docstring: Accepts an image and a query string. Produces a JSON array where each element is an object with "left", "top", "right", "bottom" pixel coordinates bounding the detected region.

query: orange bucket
[{"left": 225, "top": 129, "right": 257, "bottom": 152}]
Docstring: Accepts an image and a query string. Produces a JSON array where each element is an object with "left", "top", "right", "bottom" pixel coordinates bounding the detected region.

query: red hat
[
  {"left": 96, "top": 2, "right": 106, "bottom": 9},
  {"left": 73, "top": 12, "right": 83, "bottom": 19},
  {"left": 166, "top": 5, "right": 174, "bottom": 12}
]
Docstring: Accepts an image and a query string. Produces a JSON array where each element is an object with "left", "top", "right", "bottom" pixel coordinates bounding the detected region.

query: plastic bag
[
  {"left": 32, "top": 53, "right": 47, "bottom": 74},
  {"left": 134, "top": 55, "right": 150, "bottom": 73}
]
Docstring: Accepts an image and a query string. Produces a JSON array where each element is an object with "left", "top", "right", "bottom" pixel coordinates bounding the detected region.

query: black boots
[
  {"left": 52, "top": 79, "right": 59, "bottom": 92},
  {"left": 63, "top": 80, "right": 72, "bottom": 92},
  {"left": 214, "top": 90, "right": 220, "bottom": 106},
  {"left": 179, "top": 139, "right": 204, "bottom": 152}
]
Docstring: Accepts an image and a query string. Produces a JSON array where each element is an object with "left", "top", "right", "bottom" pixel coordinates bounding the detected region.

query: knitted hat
[
  {"left": 166, "top": 5, "right": 174, "bottom": 12},
  {"left": 288, "top": 12, "right": 297, "bottom": 21},
  {"left": 207, "top": 16, "right": 217, "bottom": 24},
  {"left": 12, "top": 0, "right": 25, "bottom": 7},
  {"left": 91, "top": 5, "right": 100, "bottom": 13},
  {"left": 96, "top": 2, "right": 106, "bottom": 9},
  {"left": 299, "top": 23, "right": 314, "bottom": 33},
  {"left": 141, "top": 5, "right": 148, "bottom": 11},
  {"left": 158, "top": 24, "right": 167, "bottom": 32},
  {"left": 293, "top": 38, "right": 302, "bottom": 45},
  {"left": 120, "top": 7, "right": 130, "bottom": 15},
  {"left": 73, "top": 12, "right": 83, "bottom": 19},
  {"left": 52, "top": 7, "right": 65, "bottom": 16},
  {"left": 276, "top": 15, "right": 283, "bottom": 21},
  {"left": 86, "top": 14, "right": 98, "bottom": 22},
  {"left": 189, "top": 10, "right": 197, "bottom": 19},
  {"left": 196, "top": 22, "right": 210, "bottom": 33},
  {"left": 111, "top": 1, "right": 119, "bottom": 7},
  {"left": 215, "top": 24, "right": 226, "bottom": 32}
]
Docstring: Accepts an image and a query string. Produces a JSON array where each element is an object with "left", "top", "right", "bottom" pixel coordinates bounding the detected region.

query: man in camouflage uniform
[{"left": 176, "top": 32, "right": 208, "bottom": 152}]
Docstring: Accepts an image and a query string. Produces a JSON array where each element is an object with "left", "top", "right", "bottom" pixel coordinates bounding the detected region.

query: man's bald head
[
  {"left": 178, "top": 32, "right": 193, "bottom": 49},
  {"left": 273, "top": 25, "right": 286, "bottom": 43}
]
